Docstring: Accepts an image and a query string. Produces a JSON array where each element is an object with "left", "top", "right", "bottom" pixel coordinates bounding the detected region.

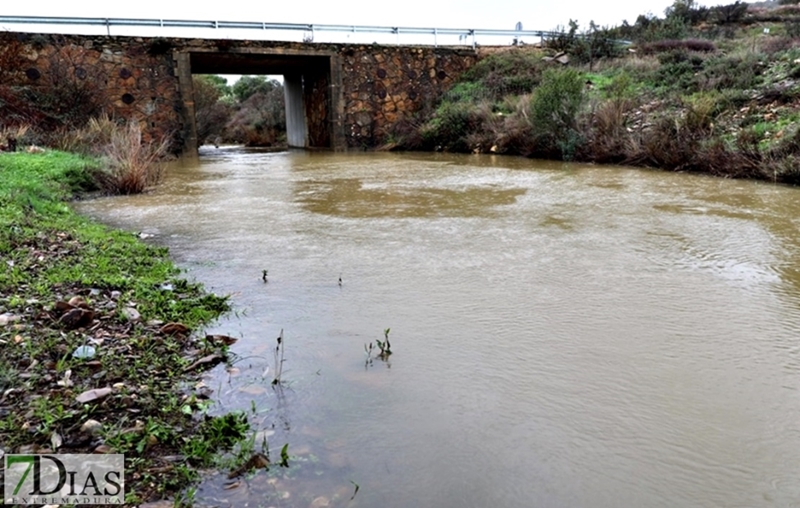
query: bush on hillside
[
  {"left": 458, "top": 51, "right": 545, "bottom": 99},
  {"left": 697, "top": 52, "right": 765, "bottom": 91},
  {"left": 526, "top": 68, "right": 586, "bottom": 159},
  {"left": 613, "top": 14, "right": 689, "bottom": 42},
  {"left": 665, "top": 0, "right": 711, "bottom": 25},
  {"left": 419, "top": 101, "right": 488, "bottom": 152},
  {"left": 543, "top": 20, "right": 624, "bottom": 65},
  {"left": 709, "top": 2, "right": 749, "bottom": 24},
  {"left": 641, "top": 39, "right": 717, "bottom": 54}
]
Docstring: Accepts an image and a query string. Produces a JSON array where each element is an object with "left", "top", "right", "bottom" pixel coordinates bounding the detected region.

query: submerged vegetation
[
  {"left": 393, "top": 0, "right": 800, "bottom": 184},
  {"left": 0, "top": 151, "right": 249, "bottom": 503}
]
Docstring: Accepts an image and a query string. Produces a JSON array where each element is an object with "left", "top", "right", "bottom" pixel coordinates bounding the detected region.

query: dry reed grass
[
  {"left": 51, "top": 114, "right": 117, "bottom": 154},
  {"left": 585, "top": 99, "right": 632, "bottom": 163},
  {"left": 98, "top": 120, "right": 169, "bottom": 195},
  {"left": 0, "top": 124, "right": 30, "bottom": 148},
  {"left": 49, "top": 115, "right": 170, "bottom": 194}
]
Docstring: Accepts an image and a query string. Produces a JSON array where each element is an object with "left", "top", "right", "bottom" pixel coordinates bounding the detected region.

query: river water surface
[{"left": 76, "top": 148, "right": 800, "bottom": 508}]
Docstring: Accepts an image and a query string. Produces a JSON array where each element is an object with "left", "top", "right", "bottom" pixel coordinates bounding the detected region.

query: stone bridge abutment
[{"left": 2, "top": 33, "right": 479, "bottom": 153}]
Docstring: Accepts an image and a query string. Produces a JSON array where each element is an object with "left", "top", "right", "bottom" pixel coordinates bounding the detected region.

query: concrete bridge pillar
[
  {"left": 175, "top": 52, "right": 199, "bottom": 156},
  {"left": 284, "top": 74, "right": 307, "bottom": 148}
]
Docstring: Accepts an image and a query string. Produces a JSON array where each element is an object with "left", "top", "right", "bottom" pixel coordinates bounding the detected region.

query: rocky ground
[{"left": 0, "top": 151, "right": 251, "bottom": 505}]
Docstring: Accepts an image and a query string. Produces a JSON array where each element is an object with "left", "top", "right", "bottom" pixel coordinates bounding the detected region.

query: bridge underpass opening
[{"left": 176, "top": 49, "right": 344, "bottom": 155}]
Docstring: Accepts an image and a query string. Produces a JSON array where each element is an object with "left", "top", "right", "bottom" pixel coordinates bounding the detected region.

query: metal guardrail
[{"left": 0, "top": 15, "right": 599, "bottom": 48}]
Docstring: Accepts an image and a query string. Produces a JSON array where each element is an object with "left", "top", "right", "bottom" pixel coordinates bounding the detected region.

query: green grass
[{"left": 0, "top": 151, "right": 248, "bottom": 503}]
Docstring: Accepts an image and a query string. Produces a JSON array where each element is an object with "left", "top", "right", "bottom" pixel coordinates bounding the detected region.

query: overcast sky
[{"left": 1, "top": 0, "right": 736, "bottom": 44}]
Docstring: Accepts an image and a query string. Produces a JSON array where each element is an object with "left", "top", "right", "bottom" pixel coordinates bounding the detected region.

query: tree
[
  {"left": 665, "top": 0, "right": 709, "bottom": 25},
  {"left": 198, "top": 74, "right": 231, "bottom": 97},
  {"left": 192, "top": 76, "right": 232, "bottom": 146},
  {"left": 232, "top": 76, "right": 279, "bottom": 102}
]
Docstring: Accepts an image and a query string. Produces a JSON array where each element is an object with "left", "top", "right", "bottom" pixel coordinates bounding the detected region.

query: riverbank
[
  {"left": 0, "top": 151, "right": 249, "bottom": 504},
  {"left": 390, "top": 2, "right": 800, "bottom": 185}
]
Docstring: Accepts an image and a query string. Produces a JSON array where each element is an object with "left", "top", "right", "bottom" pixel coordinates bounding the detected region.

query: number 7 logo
[{"left": 7, "top": 455, "right": 35, "bottom": 496}]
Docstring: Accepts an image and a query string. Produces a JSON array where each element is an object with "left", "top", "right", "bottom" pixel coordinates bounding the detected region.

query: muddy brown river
[{"left": 76, "top": 148, "right": 800, "bottom": 508}]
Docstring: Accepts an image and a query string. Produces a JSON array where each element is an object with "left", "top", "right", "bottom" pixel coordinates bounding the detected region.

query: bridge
[{"left": 0, "top": 17, "right": 565, "bottom": 154}]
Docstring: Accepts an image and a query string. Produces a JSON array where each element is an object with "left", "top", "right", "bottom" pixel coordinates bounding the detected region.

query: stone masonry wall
[
  {"left": 3, "top": 33, "right": 478, "bottom": 150},
  {"left": 340, "top": 45, "right": 478, "bottom": 147}
]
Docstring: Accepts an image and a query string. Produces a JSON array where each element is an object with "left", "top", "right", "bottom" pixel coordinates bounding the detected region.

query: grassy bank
[
  {"left": 0, "top": 151, "right": 249, "bottom": 504},
  {"left": 393, "top": 1, "right": 800, "bottom": 184}
]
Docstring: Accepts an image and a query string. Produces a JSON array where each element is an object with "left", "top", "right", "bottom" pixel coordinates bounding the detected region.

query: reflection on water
[{"left": 76, "top": 148, "right": 800, "bottom": 508}]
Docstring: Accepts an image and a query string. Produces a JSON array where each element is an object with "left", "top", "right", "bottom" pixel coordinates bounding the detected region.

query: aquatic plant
[
  {"left": 272, "top": 328, "right": 285, "bottom": 385},
  {"left": 280, "top": 443, "right": 290, "bottom": 467},
  {"left": 365, "top": 328, "right": 393, "bottom": 367},
  {"left": 376, "top": 328, "right": 392, "bottom": 358}
]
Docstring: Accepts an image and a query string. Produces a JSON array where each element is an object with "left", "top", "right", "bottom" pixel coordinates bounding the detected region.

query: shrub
[
  {"left": 697, "top": 53, "right": 765, "bottom": 91},
  {"left": 786, "top": 21, "right": 800, "bottom": 37},
  {"left": 652, "top": 51, "right": 703, "bottom": 91},
  {"left": 51, "top": 114, "right": 118, "bottom": 154},
  {"left": 96, "top": 120, "right": 170, "bottom": 195},
  {"left": 634, "top": 115, "right": 698, "bottom": 170},
  {"left": 760, "top": 36, "right": 800, "bottom": 54},
  {"left": 771, "top": 155, "right": 800, "bottom": 184},
  {"left": 641, "top": 39, "right": 717, "bottom": 54},
  {"left": 694, "top": 138, "right": 763, "bottom": 178},
  {"left": 614, "top": 14, "right": 689, "bottom": 43},
  {"left": 459, "top": 50, "right": 544, "bottom": 99},
  {"left": 775, "top": 4, "right": 800, "bottom": 16},
  {"left": 0, "top": 86, "right": 50, "bottom": 131},
  {"left": 440, "top": 82, "right": 490, "bottom": 104},
  {"left": 420, "top": 100, "right": 485, "bottom": 152},
  {"left": 543, "top": 20, "right": 624, "bottom": 65},
  {"left": 526, "top": 68, "right": 586, "bottom": 159},
  {"left": 584, "top": 73, "right": 637, "bottom": 163},
  {"left": 709, "top": 2, "right": 749, "bottom": 24},
  {"left": 585, "top": 99, "right": 632, "bottom": 162},
  {"left": 52, "top": 116, "right": 170, "bottom": 194},
  {"left": 683, "top": 92, "right": 722, "bottom": 134},
  {"left": 465, "top": 103, "right": 504, "bottom": 152},
  {"left": 492, "top": 105, "right": 535, "bottom": 155},
  {"left": 665, "top": 0, "right": 710, "bottom": 25}
]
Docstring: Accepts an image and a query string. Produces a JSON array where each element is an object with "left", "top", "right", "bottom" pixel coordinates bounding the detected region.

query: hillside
[{"left": 391, "top": 0, "right": 800, "bottom": 184}]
